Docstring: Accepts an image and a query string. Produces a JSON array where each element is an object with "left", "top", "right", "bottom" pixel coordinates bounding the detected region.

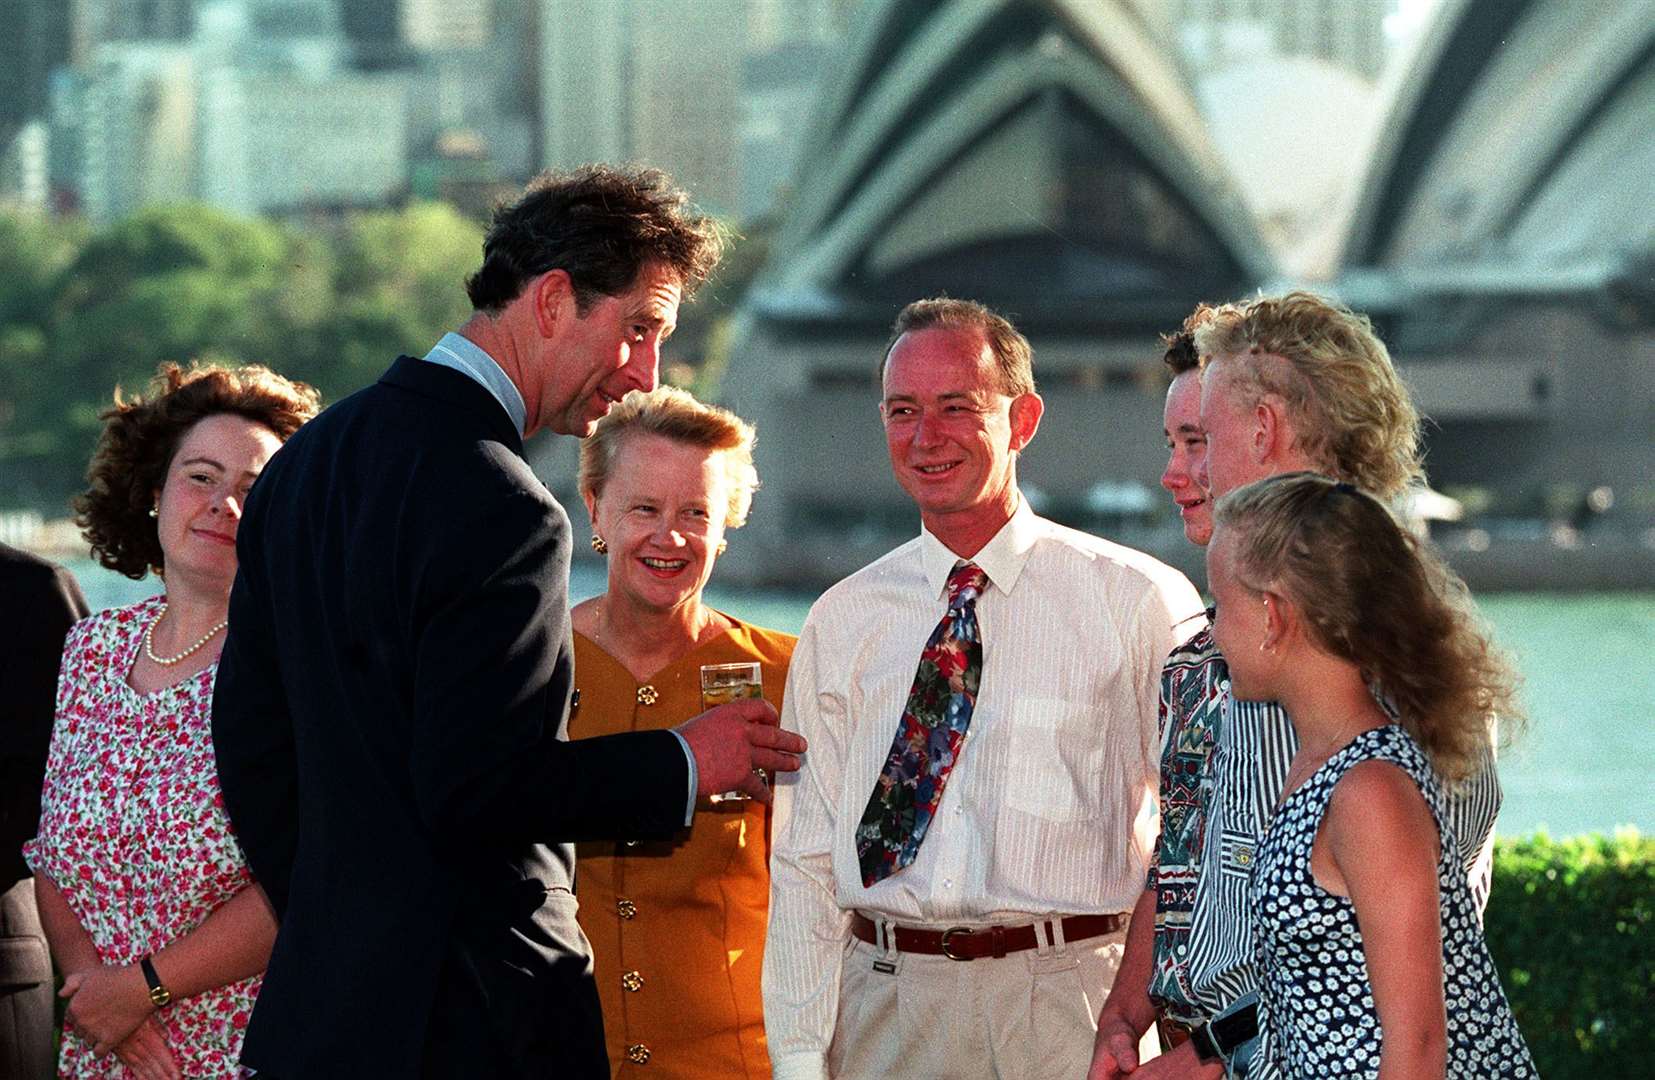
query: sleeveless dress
[{"left": 1249, "top": 724, "right": 1535, "bottom": 1078}]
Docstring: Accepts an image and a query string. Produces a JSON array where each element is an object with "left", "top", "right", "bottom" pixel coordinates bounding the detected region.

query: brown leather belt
[{"left": 849, "top": 911, "right": 1126, "bottom": 961}]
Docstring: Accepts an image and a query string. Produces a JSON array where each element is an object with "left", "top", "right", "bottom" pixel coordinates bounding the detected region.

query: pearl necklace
[{"left": 143, "top": 603, "right": 228, "bottom": 666}]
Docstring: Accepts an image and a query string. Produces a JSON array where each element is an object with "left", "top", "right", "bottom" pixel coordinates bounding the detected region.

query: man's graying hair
[{"left": 881, "top": 297, "right": 1037, "bottom": 398}]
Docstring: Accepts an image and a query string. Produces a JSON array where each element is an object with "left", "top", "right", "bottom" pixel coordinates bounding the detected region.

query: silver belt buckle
[{"left": 939, "top": 926, "right": 973, "bottom": 961}]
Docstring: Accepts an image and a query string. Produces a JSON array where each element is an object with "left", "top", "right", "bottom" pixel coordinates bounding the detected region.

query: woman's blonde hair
[
  {"left": 577, "top": 386, "right": 759, "bottom": 528},
  {"left": 1194, "top": 292, "right": 1422, "bottom": 501},
  {"left": 1214, "top": 472, "right": 1521, "bottom": 780}
]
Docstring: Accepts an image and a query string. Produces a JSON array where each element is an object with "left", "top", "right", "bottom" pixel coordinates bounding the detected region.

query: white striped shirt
[{"left": 763, "top": 499, "right": 1205, "bottom": 1080}]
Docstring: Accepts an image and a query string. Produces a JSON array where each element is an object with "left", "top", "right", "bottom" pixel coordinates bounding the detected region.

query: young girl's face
[{"left": 1207, "top": 526, "right": 1278, "bottom": 701}]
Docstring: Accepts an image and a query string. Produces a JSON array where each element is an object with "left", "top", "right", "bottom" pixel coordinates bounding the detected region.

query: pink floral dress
[{"left": 23, "top": 595, "right": 261, "bottom": 1078}]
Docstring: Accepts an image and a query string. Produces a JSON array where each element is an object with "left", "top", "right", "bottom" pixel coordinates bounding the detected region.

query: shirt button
[
  {"left": 621, "top": 970, "right": 644, "bottom": 992},
  {"left": 943, "top": 878, "right": 952, "bottom": 889},
  {"left": 617, "top": 898, "right": 637, "bottom": 920},
  {"left": 637, "top": 685, "right": 659, "bottom": 706},
  {"left": 627, "top": 1043, "right": 651, "bottom": 1064}
]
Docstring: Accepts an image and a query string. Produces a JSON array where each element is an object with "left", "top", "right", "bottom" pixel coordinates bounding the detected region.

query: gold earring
[
  {"left": 716, "top": 539, "right": 728, "bottom": 556},
  {"left": 590, "top": 535, "right": 607, "bottom": 554}
]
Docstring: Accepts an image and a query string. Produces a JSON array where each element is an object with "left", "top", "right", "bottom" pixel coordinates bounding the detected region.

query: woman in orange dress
[{"left": 569, "top": 386, "right": 794, "bottom": 1078}]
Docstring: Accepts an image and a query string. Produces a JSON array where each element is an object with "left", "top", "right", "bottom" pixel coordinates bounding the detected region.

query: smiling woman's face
[
  {"left": 152, "top": 412, "right": 282, "bottom": 590},
  {"left": 590, "top": 431, "right": 731, "bottom": 618}
]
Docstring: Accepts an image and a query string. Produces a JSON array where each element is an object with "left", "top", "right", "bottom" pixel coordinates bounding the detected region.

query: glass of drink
[{"left": 701, "top": 662, "right": 764, "bottom": 803}]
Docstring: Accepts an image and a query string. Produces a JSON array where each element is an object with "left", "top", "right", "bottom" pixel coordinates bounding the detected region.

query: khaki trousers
[{"left": 826, "top": 916, "right": 1155, "bottom": 1080}]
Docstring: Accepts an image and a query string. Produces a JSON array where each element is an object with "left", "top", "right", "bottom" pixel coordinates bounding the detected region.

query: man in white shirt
[{"left": 764, "top": 298, "right": 1204, "bottom": 1080}]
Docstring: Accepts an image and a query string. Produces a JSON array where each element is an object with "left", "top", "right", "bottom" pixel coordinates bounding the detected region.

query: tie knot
[{"left": 946, "top": 562, "right": 988, "bottom": 605}]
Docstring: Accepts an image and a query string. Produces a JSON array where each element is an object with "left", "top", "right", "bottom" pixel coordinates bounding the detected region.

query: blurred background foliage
[
  {"left": 1485, "top": 830, "right": 1652, "bottom": 1077},
  {"left": 0, "top": 202, "right": 483, "bottom": 509},
  {"left": 0, "top": 201, "right": 770, "bottom": 515}
]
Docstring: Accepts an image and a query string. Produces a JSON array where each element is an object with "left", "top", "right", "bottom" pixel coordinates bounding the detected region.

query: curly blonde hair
[
  {"left": 578, "top": 386, "right": 759, "bottom": 528},
  {"left": 1214, "top": 472, "right": 1520, "bottom": 780},
  {"left": 75, "top": 361, "right": 321, "bottom": 579},
  {"left": 1194, "top": 292, "right": 1422, "bottom": 500}
]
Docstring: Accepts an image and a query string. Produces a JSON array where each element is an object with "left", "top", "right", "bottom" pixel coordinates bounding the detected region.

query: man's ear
[
  {"left": 1009, "top": 392, "right": 1044, "bottom": 451},
  {"left": 1252, "top": 394, "right": 1288, "bottom": 465},
  {"left": 530, "top": 269, "right": 576, "bottom": 339}
]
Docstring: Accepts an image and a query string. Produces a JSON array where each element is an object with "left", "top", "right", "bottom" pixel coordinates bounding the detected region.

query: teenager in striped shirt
[{"left": 1088, "top": 293, "right": 1503, "bottom": 1079}]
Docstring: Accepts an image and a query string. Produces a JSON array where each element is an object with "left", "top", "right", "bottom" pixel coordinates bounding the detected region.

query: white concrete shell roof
[
  {"left": 753, "top": 0, "right": 1275, "bottom": 328},
  {"left": 1341, "top": 0, "right": 1655, "bottom": 273}
]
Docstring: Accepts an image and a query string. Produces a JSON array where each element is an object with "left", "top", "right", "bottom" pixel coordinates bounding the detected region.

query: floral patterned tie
[{"left": 856, "top": 562, "right": 988, "bottom": 887}]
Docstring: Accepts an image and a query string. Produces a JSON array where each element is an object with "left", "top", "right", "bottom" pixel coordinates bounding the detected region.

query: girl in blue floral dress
[{"left": 1207, "top": 473, "right": 1536, "bottom": 1079}]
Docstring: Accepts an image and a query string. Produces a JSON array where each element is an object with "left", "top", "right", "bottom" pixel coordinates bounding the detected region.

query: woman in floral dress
[
  {"left": 24, "top": 362, "right": 318, "bottom": 1078},
  {"left": 1207, "top": 473, "right": 1535, "bottom": 1078}
]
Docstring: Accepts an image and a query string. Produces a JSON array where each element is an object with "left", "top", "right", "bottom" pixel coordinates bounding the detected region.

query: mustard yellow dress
[{"left": 570, "top": 617, "right": 796, "bottom": 1079}]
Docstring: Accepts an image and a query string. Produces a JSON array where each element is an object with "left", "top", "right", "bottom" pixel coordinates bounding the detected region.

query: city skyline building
[
  {"left": 539, "top": 0, "right": 746, "bottom": 217},
  {"left": 400, "top": 0, "right": 492, "bottom": 50},
  {"left": 0, "top": 0, "right": 78, "bottom": 132},
  {"left": 81, "top": 0, "right": 197, "bottom": 43},
  {"left": 1169, "top": 0, "right": 1393, "bottom": 81},
  {"left": 0, "top": 121, "right": 50, "bottom": 209},
  {"left": 73, "top": 41, "right": 197, "bottom": 223}
]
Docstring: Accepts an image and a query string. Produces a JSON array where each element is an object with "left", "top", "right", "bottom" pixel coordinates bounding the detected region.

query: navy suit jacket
[
  {"left": 213, "top": 358, "right": 688, "bottom": 1078},
  {"left": 0, "top": 543, "right": 87, "bottom": 890}
]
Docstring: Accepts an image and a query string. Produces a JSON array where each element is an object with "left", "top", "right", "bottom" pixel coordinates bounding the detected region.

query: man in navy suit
[{"left": 213, "top": 166, "right": 805, "bottom": 1078}]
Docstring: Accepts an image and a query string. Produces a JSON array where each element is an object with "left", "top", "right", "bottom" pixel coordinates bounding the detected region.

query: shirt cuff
[
  {"left": 668, "top": 729, "right": 697, "bottom": 826},
  {"left": 768, "top": 1050, "right": 829, "bottom": 1080}
]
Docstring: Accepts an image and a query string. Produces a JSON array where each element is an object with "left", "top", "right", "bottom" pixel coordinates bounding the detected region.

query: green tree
[
  {"left": 9, "top": 206, "right": 314, "bottom": 504},
  {"left": 0, "top": 201, "right": 484, "bottom": 512},
  {"left": 305, "top": 201, "right": 482, "bottom": 396},
  {"left": 0, "top": 212, "right": 90, "bottom": 508}
]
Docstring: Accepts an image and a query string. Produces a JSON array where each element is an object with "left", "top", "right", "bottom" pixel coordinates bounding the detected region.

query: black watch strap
[{"left": 139, "top": 955, "right": 171, "bottom": 1008}]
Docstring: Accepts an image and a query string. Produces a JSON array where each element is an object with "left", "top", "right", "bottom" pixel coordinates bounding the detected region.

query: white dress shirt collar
[{"left": 918, "top": 492, "right": 1039, "bottom": 599}]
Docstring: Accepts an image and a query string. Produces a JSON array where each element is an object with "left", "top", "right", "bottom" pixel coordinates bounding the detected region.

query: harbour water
[{"left": 67, "top": 558, "right": 1652, "bottom": 839}]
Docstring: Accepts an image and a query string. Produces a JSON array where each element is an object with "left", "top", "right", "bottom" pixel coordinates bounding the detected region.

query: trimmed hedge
[{"left": 1485, "top": 829, "right": 1652, "bottom": 1077}]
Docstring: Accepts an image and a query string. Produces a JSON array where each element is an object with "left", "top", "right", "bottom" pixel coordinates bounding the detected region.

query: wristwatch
[{"left": 139, "top": 956, "right": 172, "bottom": 1008}]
